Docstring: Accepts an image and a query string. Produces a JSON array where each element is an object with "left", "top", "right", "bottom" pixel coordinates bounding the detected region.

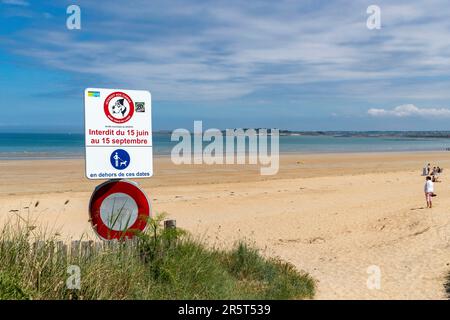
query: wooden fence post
[
  {"left": 164, "top": 220, "right": 176, "bottom": 229},
  {"left": 71, "top": 240, "right": 80, "bottom": 259},
  {"left": 56, "top": 241, "right": 67, "bottom": 262},
  {"left": 81, "top": 240, "right": 94, "bottom": 259},
  {"left": 32, "top": 241, "right": 45, "bottom": 255}
]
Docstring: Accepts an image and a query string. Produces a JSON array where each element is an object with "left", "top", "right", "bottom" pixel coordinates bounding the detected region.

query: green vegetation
[{"left": 0, "top": 215, "right": 315, "bottom": 300}]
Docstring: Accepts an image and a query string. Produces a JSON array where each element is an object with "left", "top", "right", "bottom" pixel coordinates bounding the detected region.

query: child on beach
[{"left": 424, "top": 176, "right": 434, "bottom": 208}]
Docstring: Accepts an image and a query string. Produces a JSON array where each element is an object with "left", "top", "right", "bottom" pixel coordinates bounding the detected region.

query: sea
[{"left": 1, "top": 132, "right": 450, "bottom": 160}]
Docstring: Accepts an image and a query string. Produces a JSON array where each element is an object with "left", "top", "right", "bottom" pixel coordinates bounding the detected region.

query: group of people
[
  {"left": 423, "top": 163, "right": 442, "bottom": 181},
  {"left": 423, "top": 163, "right": 443, "bottom": 208}
]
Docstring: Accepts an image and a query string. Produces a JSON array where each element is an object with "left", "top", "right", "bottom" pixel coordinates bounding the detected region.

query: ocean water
[{"left": 1, "top": 133, "right": 450, "bottom": 159}]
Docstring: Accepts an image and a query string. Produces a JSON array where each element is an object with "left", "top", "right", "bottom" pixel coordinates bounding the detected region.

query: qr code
[{"left": 135, "top": 102, "right": 145, "bottom": 112}]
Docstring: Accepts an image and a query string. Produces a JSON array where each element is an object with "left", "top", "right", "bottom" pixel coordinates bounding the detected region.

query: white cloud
[
  {"left": 368, "top": 104, "right": 450, "bottom": 117},
  {"left": 2, "top": 0, "right": 29, "bottom": 6},
  {"left": 7, "top": 0, "right": 450, "bottom": 102}
]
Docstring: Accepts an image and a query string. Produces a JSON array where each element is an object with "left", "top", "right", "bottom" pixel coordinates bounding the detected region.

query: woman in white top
[{"left": 424, "top": 176, "right": 434, "bottom": 208}]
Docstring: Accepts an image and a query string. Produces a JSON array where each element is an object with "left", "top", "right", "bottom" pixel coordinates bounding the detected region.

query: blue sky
[{"left": 2, "top": 0, "right": 450, "bottom": 132}]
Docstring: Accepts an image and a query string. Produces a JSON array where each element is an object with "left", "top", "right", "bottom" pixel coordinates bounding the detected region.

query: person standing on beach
[{"left": 424, "top": 176, "right": 434, "bottom": 208}]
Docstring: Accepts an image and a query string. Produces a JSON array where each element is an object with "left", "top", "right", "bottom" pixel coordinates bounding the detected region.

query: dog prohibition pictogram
[{"left": 103, "top": 91, "right": 134, "bottom": 123}]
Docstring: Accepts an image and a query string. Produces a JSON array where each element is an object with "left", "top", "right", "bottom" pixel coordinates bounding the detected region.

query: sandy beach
[{"left": 1, "top": 152, "right": 450, "bottom": 299}]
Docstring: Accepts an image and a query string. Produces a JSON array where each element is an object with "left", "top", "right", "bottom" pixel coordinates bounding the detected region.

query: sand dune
[{"left": 1, "top": 152, "right": 450, "bottom": 299}]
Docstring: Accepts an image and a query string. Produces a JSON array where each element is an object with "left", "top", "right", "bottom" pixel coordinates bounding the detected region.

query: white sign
[{"left": 84, "top": 88, "right": 152, "bottom": 180}]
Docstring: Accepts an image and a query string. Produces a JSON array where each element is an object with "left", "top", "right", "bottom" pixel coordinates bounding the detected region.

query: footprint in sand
[
  {"left": 408, "top": 221, "right": 420, "bottom": 229},
  {"left": 411, "top": 227, "right": 430, "bottom": 237},
  {"left": 307, "top": 237, "right": 326, "bottom": 244}
]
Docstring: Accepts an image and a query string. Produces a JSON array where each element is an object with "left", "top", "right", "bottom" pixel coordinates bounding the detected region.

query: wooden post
[
  {"left": 33, "top": 241, "right": 45, "bottom": 255},
  {"left": 94, "top": 241, "right": 103, "bottom": 254},
  {"left": 71, "top": 240, "right": 80, "bottom": 259},
  {"left": 81, "top": 240, "right": 94, "bottom": 259},
  {"left": 164, "top": 220, "right": 176, "bottom": 229},
  {"left": 124, "top": 238, "right": 135, "bottom": 258},
  {"left": 108, "top": 239, "right": 119, "bottom": 251},
  {"left": 56, "top": 241, "right": 67, "bottom": 262},
  {"left": 48, "top": 241, "right": 55, "bottom": 264},
  {"left": 164, "top": 220, "right": 177, "bottom": 247}
]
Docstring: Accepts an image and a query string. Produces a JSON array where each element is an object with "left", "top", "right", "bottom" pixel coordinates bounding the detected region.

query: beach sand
[{"left": 1, "top": 152, "right": 450, "bottom": 299}]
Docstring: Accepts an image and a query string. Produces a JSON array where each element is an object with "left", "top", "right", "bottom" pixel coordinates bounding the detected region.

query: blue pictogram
[{"left": 110, "top": 149, "right": 130, "bottom": 170}]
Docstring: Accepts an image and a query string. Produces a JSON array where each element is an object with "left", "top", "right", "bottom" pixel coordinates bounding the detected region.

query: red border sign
[
  {"left": 103, "top": 91, "right": 134, "bottom": 123},
  {"left": 89, "top": 180, "right": 150, "bottom": 240}
]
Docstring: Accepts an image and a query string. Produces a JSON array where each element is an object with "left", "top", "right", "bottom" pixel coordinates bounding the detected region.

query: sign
[
  {"left": 89, "top": 180, "right": 151, "bottom": 240},
  {"left": 84, "top": 88, "right": 152, "bottom": 180}
]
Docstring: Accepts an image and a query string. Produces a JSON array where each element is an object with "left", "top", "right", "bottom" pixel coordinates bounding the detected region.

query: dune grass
[{"left": 0, "top": 215, "right": 315, "bottom": 300}]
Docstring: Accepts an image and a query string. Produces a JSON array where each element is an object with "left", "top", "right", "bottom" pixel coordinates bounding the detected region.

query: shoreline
[{"left": 1, "top": 148, "right": 450, "bottom": 161}]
